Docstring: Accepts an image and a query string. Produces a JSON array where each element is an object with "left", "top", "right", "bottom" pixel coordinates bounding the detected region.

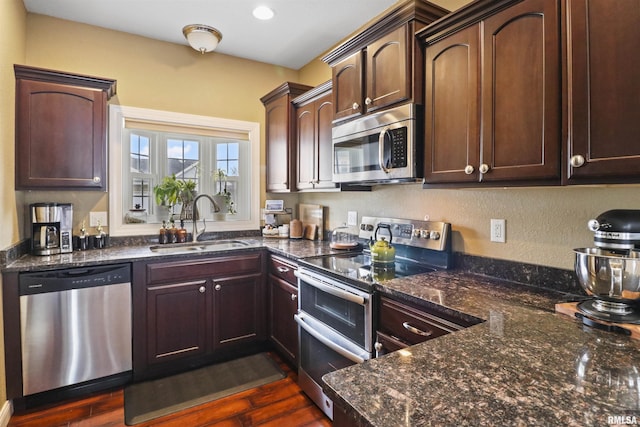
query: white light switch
[
  {"left": 90, "top": 211, "right": 108, "bottom": 227},
  {"left": 347, "top": 211, "right": 358, "bottom": 226}
]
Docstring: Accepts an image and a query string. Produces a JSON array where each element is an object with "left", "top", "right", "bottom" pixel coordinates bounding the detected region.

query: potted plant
[
  {"left": 153, "top": 175, "right": 198, "bottom": 221},
  {"left": 212, "top": 169, "right": 237, "bottom": 219}
]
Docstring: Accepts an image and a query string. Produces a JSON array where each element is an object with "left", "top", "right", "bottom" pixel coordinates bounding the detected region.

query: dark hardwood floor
[{"left": 8, "top": 353, "right": 331, "bottom": 427}]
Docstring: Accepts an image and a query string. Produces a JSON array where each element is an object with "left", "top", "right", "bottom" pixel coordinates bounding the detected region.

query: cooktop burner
[{"left": 299, "top": 252, "right": 436, "bottom": 286}]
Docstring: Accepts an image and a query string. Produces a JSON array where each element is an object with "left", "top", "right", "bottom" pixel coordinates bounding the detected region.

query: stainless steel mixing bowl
[{"left": 574, "top": 248, "right": 640, "bottom": 302}]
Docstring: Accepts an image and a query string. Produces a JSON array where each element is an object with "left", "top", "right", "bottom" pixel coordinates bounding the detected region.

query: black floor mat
[{"left": 124, "top": 353, "right": 286, "bottom": 425}]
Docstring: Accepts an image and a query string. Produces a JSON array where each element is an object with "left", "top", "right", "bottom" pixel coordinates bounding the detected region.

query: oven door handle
[
  {"left": 295, "top": 313, "right": 367, "bottom": 364},
  {"left": 294, "top": 271, "right": 366, "bottom": 306}
]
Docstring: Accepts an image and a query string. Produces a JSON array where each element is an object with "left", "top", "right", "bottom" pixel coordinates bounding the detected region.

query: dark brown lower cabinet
[
  {"left": 268, "top": 256, "right": 299, "bottom": 367},
  {"left": 132, "top": 252, "right": 266, "bottom": 380},
  {"left": 375, "top": 296, "right": 479, "bottom": 356}
]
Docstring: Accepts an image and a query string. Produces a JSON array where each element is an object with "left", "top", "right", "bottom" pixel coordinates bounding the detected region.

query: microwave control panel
[{"left": 383, "top": 127, "right": 408, "bottom": 169}]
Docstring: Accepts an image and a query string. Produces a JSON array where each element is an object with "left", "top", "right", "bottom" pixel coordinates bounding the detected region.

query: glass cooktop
[{"left": 299, "top": 252, "right": 436, "bottom": 285}]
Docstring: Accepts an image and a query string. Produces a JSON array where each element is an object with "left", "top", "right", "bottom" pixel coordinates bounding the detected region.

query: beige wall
[
  {"left": 21, "top": 14, "right": 301, "bottom": 236},
  {"left": 1, "top": 0, "right": 27, "bottom": 409}
]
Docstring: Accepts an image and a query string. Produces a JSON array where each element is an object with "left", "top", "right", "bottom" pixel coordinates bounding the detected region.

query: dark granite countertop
[
  {"left": 323, "top": 271, "right": 640, "bottom": 426},
  {"left": 2, "top": 237, "right": 336, "bottom": 272},
  {"left": 7, "top": 238, "right": 639, "bottom": 426}
]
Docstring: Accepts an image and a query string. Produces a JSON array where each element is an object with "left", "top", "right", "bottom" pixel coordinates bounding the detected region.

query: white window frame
[{"left": 109, "top": 105, "right": 261, "bottom": 237}]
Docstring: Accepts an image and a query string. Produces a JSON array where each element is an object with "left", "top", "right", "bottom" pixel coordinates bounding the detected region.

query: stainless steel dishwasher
[{"left": 19, "top": 264, "right": 132, "bottom": 396}]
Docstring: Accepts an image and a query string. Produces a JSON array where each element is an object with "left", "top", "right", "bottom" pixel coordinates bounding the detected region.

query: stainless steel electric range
[{"left": 294, "top": 216, "right": 453, "bottom": 420}]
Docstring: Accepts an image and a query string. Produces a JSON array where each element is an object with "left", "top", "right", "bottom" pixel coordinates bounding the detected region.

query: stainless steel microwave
[{"left": 332, "top": 104, "right": 422, "bottom": 185}]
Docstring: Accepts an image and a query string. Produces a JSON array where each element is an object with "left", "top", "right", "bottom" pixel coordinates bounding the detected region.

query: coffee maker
[{"left": 30, "top": 203, "right": 73, "bottom": 255}]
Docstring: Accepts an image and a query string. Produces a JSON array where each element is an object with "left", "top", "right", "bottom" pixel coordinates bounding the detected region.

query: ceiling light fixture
[
  {"left": 252, "top": 6, "right": 274, "bottom": 20},
  {"left": 182, "top": 24, "right": 223, "bottom": 54}
]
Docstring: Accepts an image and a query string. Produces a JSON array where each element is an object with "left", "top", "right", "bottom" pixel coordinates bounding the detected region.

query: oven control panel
[{"left": 358, "top": 216, "right": 450, "bottom": 251}]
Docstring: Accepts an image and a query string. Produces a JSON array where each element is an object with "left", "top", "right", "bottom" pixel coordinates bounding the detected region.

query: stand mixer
[{"left": 574, "top": 210, "right": 640, "bottom": 325}]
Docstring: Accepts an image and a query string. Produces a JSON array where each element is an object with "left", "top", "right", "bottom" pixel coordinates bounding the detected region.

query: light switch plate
[
  {"left": 347, "top": 211, "right": 358, "bottom": 226},
  {"left": 90, "top": 211, "right": 108, "bottom": 227}
]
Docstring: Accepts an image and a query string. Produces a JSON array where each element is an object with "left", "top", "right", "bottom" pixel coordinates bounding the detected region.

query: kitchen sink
[{"left": 149, "top": 239, "right": 257, "bottom": 254}]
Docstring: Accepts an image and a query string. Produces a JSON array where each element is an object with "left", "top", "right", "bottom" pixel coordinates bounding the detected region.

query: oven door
[
  {"left": 295, "top": 269, "right": 373, "bottom": 352},
  {"left": 295, "top": 312, "right": 372, "bottom": 420}
]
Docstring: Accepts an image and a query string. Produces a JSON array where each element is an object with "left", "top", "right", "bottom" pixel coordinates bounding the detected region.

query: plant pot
[{"left": 212, "top": 195, "right": 228, "bottom": 221}]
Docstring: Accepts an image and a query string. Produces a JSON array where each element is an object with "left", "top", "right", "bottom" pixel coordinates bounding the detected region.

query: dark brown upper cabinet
[
  {"left": 14, "top": 65, "right": 116, "bottom": 190},
  {"left": 421, "top": 0, "right": 561, "bottom": 186},
  {"left": 292, "top": 81, "right": 337, "bottom": 191},
  {"left": 323, "top": 0, "right": 448, "bottom": 123},
  {"left": 260, "top": 82, "right": 312, "bottom": 193},
  {"left": 565, "top": 0, "right": 640, "bottom": 184}
]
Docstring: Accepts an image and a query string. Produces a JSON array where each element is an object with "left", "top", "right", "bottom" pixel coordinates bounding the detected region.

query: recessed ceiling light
[{"left": 252, "top": 6, "right": 274, "bottom": 20}]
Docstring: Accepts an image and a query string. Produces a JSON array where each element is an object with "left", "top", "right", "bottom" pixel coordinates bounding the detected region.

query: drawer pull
[
  {"left": 402, "top": 322, "right": 432, "bottom": 337},
  {"left": 277, "top": 266, "right": 290, "bottom": 273},
  {"left": 291, "top": 293, "right": 297, "bottom": 301}
]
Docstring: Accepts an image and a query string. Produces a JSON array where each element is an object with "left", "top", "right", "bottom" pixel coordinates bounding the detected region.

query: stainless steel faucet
[{"left": 191, "top": 194, "right": 220, "bottom": 242}]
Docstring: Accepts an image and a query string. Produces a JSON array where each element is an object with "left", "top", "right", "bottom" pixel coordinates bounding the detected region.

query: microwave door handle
[
  {"left": 294, "top": 271, "right": 366, "bottom": 305},
  {"left": 378, "top": 127, "right": 390, "bottom": 173},
  {"left": 294, "top": 313, "right": 366, "bottom": 364}
]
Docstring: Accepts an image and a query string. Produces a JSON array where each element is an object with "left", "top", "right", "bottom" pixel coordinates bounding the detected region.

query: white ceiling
[
  {"left": 22, "top": 0, "right": 472, "bottom": 69},
  {"left": 22, "top": 0, "right": 416, "bottom": 70}
]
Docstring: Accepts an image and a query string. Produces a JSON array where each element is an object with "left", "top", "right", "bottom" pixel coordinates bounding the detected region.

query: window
[{"left": 109, "top": 105, "right": 260, "bottom": 237}]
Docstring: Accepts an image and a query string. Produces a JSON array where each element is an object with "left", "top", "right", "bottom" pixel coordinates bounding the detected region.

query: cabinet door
[
  {"left": 365, "top": 25, "right": 411, "bottom": 114},
  {"left": 146, "top": 280, "right": 208, "bottom": 365},
  {"left": 212, "top": 274, "right": 265, "bottom": 350},
  {"left": 269, "top": 275, "right": 299, "bottom": 365},
  {"left": 332, "top": 51, "right": 363, "bottom": 121},
  {"left": 424, "top": 24, "right": 481, "bottom": 183},
  {"left": 480, "top": 0, "right": 560, "bottom": 182},
  {"left": 265, "top": 95, "right": 292, "bottom": 192},
  {"left": 566, "top": 0, "right": 640, "bottom": 182},
  {"left": 314, "top": 93, "right": 337, "bottom": 189},
  {"left": 296, "top": 103, "right": 315, "bottom": 190},
  {"left": 16, "top": 79, "right": 107, "bottom": 189}
]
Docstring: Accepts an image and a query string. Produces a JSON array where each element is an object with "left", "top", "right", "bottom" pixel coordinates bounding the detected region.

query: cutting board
[
  {"left": 555, "top": 302, "right": 640, "bottom": 340},
  {"left": 299, "top": 203, "right": 324, "bottom": 240},
  {"left": 303, "top": 224, "right": 317, "bottom": 240}
]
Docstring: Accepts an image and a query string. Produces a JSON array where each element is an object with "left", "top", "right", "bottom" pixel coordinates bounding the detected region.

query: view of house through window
[
  {"left": 124, "top": 128, "right": 249, "bottom": 225},
  {"left": 109, "top": 105, "right": 260, "bottom": 237}
]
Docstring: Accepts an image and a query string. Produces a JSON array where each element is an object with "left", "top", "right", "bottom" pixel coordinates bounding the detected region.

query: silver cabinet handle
[
  {"left": 479, "top": 163, "right": 490, "bottom": 174},
  {"left": 277, "top": 266, "right": 290, "bottom": 273},
  {"left": 291, "top": 293, "right": 297, "bottom": 301},
  {"left": 93, "top": 176, "right": 101, "bottom": 183},
  {"left": 374, "top": 341, "right": 383, "bottom": 358},
  {"left": 571, "top": 154, "right": 586, "bottom": 168},
  {"left": 214, "top": 284, "right": 221, "bottom": 291},
  {"left": 199, "top": 286, "right": 206, "bottom": 293},
  {"left": 464, "top": 165, "right": 474, "bottom": 175},
  {"left": 402, "top": 322, "right": 432, "bottom": 337},
  {"left": 364, "top": 97, "right": 372, "bottom": 105},
  {"left": 352, "top": 102, "right": 360, "bottom": 110}
]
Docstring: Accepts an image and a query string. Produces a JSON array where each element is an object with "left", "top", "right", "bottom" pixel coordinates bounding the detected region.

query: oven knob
[
  {"left": 420, "top": 229, "right": 430, "bottom": 239},
  {"left": 413, "top": 229, "right": 421, "bottom": 237},
  {"left": 366, "top": 224, "right": 374, "bottom": 232},
  {"left": 430, "top": 231, "right": 441, "bottom": 240}
]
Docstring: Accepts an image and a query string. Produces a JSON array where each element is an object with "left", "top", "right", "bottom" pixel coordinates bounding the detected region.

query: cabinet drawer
[
  {"left": 378, "top": 297, "right": 463, "bottom": 346},
  {"left": 146, "top": 253, "right": 263, "bottom": 285},
  {"left": 269, "top": 256, "right": 297, "bottom": 285}
]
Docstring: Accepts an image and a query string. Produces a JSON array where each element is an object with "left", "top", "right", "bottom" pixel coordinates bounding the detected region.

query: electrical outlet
[
  {"left": 347, "top": 211, "right": 358, "bottom": 226},
  {"left": 490, "top": 219, "right": 506, "bottom": 243},
  {"left": 90, "top": 211, "right": 108, "bottom": 227}
]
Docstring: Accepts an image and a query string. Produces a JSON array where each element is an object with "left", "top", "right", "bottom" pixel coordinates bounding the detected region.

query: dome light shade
[{"left": 182, "top": 24, "right": 222, "bottom": 54}]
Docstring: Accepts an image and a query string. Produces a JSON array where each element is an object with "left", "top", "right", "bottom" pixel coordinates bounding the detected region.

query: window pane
[
  {"left": 132, "top": 178, "right": 151, "bottom": 210},
  {"left": 130, "top": 134, "right": 150, "bottom": 173}
]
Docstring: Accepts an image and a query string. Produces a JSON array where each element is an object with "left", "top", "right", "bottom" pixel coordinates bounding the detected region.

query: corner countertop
[
  {"left": 322, "top": 270, "right": 640, "bottom": 426},
  {"left": 7, "top": 238, "right": 640, "bottom": 425}
]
